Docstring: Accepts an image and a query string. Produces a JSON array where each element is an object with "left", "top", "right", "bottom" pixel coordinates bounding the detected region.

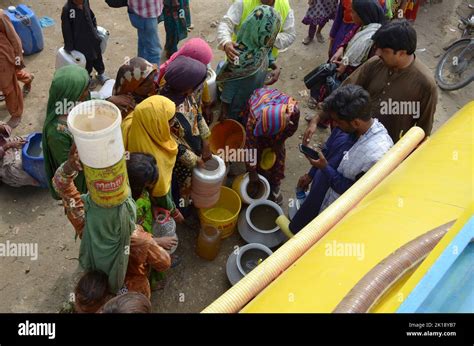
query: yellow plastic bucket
[
  {"left": 199, "top": 186, "right": 242, "bottom": 239},
  {"left": 260, "top": 148, "right": 276, "bottom": 171}
]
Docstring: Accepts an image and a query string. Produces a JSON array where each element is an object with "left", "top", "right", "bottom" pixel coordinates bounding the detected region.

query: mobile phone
[{"left": 299, "top": 144, "right": 319, "bottom": 160}]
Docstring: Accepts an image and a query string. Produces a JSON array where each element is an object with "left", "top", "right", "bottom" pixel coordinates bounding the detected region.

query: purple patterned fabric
[
  {"left": 302, "top": 0, "right": 338, "bottom": 27},
  {"left": 328, "top": 2, "right": 357, "bottom": 57}
]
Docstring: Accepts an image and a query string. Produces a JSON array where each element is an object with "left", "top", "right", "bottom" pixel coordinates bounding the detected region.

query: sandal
[
  {"left": 88, "top": 78, "right": 99, "bottom": 91},
  {"left": 171, "top": 254, "right": 182, "bottom": 268},
  {"left": 22, "top": 84, "right": 32, "bottom": 97},
  {"left": 304, "top": 113, "right": 314, "bottom": 122},
  {"left": 316, "top": 33, "right": 325, "bottom": 43},
  {"left": 96, "top": 73, "right": 110, "bottom": 85},
  {"left": 307, "top": 97, "right": 318, "bottom": 110},
  {"left": 270, "top": 188, "right": 284, "bottom": 207},
  {"left": 302, "top": 36, "right": 313, "bottom": 45}
]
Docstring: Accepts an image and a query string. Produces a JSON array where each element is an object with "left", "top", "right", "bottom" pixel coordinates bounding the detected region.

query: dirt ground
[{"left": 0, "top": 0, "right": 472, "bottom": 313}]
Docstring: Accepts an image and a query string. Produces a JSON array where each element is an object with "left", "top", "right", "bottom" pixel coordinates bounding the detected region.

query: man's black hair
[
  {"left": 372, "top": 19, "right": 417, "bottom": 55},
  {"left": 323, "top": 85, "right": 372, "bottom": 122}
]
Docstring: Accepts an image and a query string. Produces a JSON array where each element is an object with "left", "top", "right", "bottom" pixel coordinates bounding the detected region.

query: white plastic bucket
[
  {"left": 55, "top": 47, "right": 86, "bottom": 70},
  {"left": 192, "top": 155, "right": 226, "bottom": 184},
  {"left": 191, "top": 155, "right": 226, "bottom": 209},
  {"left": 67, "top": 100, "right": 129, "bottom": 207},
  {"left": 67, "top": 100, "right": 123, "bottom": 168}
]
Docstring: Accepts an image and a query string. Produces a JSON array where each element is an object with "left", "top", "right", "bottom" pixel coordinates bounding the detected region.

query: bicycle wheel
[{"left": 435, "top": 39, "right": 474, "bottom": 91}]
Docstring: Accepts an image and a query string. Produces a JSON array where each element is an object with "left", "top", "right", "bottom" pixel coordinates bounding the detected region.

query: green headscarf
[
  {"left": 42, "top": 65, "right": 90, "bottom": 199},
  {"left": 79, "top": 195, "right": 136, "bottom": 294},
  {"left": 216, "top": 5, "right": 281, "bottom": 84}
]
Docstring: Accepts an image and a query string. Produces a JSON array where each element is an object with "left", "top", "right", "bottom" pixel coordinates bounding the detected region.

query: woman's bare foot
[
  {"left": 316, "top": 33, "right": 325, "bottom": 43},
  {"left": 302, "top": 36, "right": 313, "bottom": 45},
  {"left": 7, "top": 116, "right": 21, "bottom": 129},
  {"left": 23, "top": 74, "right": 34, "bottom": 97}
]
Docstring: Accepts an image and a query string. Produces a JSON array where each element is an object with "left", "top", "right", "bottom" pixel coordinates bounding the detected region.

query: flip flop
[
  {"left": 270, "top": 189, "right": 284, "bottom": 207},
  {"left": 302, "top": 37, "right": 313, "bottom": 45},
  {"left": 23, "top": 84, "right": 32, "bottom": 97},
  {"left": 171, "top": 254, "right": 182, "bottom": 268},
  {"left": 307, "top": 97, "right": 318, "bottom": 110}
]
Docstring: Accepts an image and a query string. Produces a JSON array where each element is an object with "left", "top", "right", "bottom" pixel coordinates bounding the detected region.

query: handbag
[
  {"left": 303, "top": 62, "right": 337, "bottom": 90},
  {"left": 105, "top": 0, "right": 128, "bottom": 8}
]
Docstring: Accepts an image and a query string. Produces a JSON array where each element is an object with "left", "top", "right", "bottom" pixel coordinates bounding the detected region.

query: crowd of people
[{"left": 0, "top": 0, "right": 438, "bottom": 312}]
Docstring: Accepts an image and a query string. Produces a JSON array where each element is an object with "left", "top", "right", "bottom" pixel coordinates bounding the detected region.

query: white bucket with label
[{"left": 67, "top": 100, "right": 129, "bottom": 207}]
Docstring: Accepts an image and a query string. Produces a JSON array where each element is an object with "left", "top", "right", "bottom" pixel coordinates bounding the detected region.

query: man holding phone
[
  {"left": 290, "top": 85, "right": 393, "bottom": 232},
  {"left": 303, "top": 20, "right": 436, "bottom": 144}
]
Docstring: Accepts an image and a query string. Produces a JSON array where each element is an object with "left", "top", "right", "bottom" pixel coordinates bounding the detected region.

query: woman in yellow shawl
[{"left": 122, "top": 95, "right": 184, "bottom": 223}]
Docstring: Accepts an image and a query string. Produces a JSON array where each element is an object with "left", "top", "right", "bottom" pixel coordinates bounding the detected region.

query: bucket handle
[
  {"left": 14, "top": 12, "right": 32, "bottom": 26},
  {"left": 153, "top": 207, "right": 171, "bottom": 224}
]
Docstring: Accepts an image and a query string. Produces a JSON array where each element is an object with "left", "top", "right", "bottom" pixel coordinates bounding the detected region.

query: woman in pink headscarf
[
  {"left": 158, "top": 38, "right": 214, "bottom": 123},
  {"left": 158, "top": 37, "right": 213, "bottom": 81}
]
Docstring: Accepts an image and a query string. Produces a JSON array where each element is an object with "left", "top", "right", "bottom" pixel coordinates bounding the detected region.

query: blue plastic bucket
[{"left": 22, "top": 133, "right": 48, "bottom": 188}]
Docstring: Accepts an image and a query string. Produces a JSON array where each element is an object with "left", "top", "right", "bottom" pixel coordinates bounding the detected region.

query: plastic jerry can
[
  {"left": 21, "top": 132, "right": 48, "bottom": 188},
  {"left": 55, "top": 47, "right": 87, "bottom": 70},
  {"left": 206, "top": 66, "right": 217, "bottom": 104},
  {"left": 5, "top": 5, "right": 44, "bottom": 55},
  {"left": 196, "top": 225, "right": 222, "bottom": 261},
  {"left": 152, "top": 208, "right": 178, "bottom": 254},
  {"left": 96, "top": 26, "right": 109, "bottom": 54}
]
